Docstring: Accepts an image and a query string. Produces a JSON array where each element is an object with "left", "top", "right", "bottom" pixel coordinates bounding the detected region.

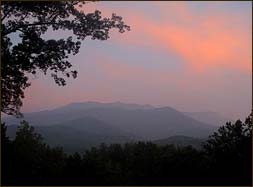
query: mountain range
[
  {"left": 183, "top": 111, "right": 230, "bottom": 127},
  {"left": 3, "top": 101, "right": 227, "bottom": 153}
]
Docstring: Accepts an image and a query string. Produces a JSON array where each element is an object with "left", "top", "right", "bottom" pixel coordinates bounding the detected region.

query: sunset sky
[{"left": 21, "top": 1, "right": 252, "bottom": 120}]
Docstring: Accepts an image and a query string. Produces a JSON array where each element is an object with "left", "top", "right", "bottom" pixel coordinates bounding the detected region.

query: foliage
[
  {"left": 1, "top": 114, "right": 252, "bottom": 185},
  {"left": 202, "top": 113, "right": 252, "bottom": 184},
  {"left": 1, "top": 1, "right": 130, "bottom": 117}
]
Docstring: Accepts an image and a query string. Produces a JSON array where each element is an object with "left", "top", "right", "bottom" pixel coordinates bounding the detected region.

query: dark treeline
[{"left": 1, "top": 114, "right": 252, "bottom": 186}]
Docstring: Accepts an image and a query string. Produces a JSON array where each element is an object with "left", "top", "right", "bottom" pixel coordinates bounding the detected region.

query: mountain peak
[{"left": 60, "top": 101, "right": 154, "bottom": 111}]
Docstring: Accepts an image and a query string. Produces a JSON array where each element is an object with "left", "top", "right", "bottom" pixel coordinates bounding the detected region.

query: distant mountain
[
  {"left": 2, "top": 101, "right": 154, "bottom": 127},
  {"left": 3, "top": 101, "right": 218, "bottom": 152},
  {"left": 75, "top": 106, "right": 217, "bottom": 139},
  {"left": 153, "top": 135, "right": 206, "bottom": 149},
  {"left": 6, "top": 116, "right": 136, "bottom": 153},
  {"left": 51, "top": 116, "right": 133, "bottom": 137},
  {"left": 183, "top": 111, "right": 231, "bottom": 127},
  {"left": 55, "top": 101, "right": 154, "bottom": 111}
]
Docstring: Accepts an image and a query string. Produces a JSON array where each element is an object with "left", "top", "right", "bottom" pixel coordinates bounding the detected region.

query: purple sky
[{"left": 18, "top": 1, "right": 251, "bottom": 120}]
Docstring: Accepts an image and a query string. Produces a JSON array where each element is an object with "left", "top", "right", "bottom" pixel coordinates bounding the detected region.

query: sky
[{"left": 19, "top": 1, "right": 251, "bottom": 120}]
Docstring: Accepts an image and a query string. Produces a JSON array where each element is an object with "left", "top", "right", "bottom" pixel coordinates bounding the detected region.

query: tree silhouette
[
  {"left": 2, "top": 114, "right": 252, "bottom": 185},
  {"left": 1, "top": 1, "right": 130, "bottom": 117},
  {"left": 202, "top": 113, "right": 252, "bottom": 185},
  {"left": 1, "top": 122, "right": 13, "bottom": 184}
]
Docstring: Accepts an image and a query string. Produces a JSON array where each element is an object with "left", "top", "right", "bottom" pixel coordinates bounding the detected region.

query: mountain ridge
[
  {"left": 3, "top": 101, "right": 217, "bottom": 138},
  {"left": 3, "top": 101, "right": 223, "bottom": 153}
]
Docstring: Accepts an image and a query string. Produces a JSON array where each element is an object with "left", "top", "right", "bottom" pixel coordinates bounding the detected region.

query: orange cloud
[
  {"left": 85, "top": 2, "right": 251, "bottom": 73},
  {"left": 20, "top": 2, "right": 251, "bottom": 118}
]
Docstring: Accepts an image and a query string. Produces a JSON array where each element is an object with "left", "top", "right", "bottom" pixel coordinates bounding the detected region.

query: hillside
[
  {"left": 183, "top": 111, "right": 231, "bottom": 127},
  {"left": 4, "top": 102, "right": 218, "bottom": 152},
  {"left": 153, "top": 135, "right": 206, "bottom": 149},
  {"left": 6, "top": 116, "right": 136, "bottom": 153}
]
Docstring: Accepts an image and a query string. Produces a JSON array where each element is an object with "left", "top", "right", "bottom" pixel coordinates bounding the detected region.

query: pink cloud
[
  {"left": 19, "top": 2, "right": 251, "bottom": 119},
  {"left": 93, "top": 56, "right": 172, "bottom": 83},
  {"left": 82, "top": 2, "right": 251, "bottom": 73}
]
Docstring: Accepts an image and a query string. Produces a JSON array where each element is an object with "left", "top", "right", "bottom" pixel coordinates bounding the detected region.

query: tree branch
[
  {"left": 3, "top": 21, "right": 59, "bottom": 36},
  {"left": 1, "top": 8, "right": 13, "bottom": 22}
]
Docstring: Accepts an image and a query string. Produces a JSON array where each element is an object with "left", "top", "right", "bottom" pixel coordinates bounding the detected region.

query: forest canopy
[{"left": 1, "top": 113, "right": 252, "bottom": 185}]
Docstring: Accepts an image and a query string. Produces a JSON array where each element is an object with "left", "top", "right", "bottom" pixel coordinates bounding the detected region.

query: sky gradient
[{"left": 20, "top": 1, "right": 252, "bottom": 120}]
